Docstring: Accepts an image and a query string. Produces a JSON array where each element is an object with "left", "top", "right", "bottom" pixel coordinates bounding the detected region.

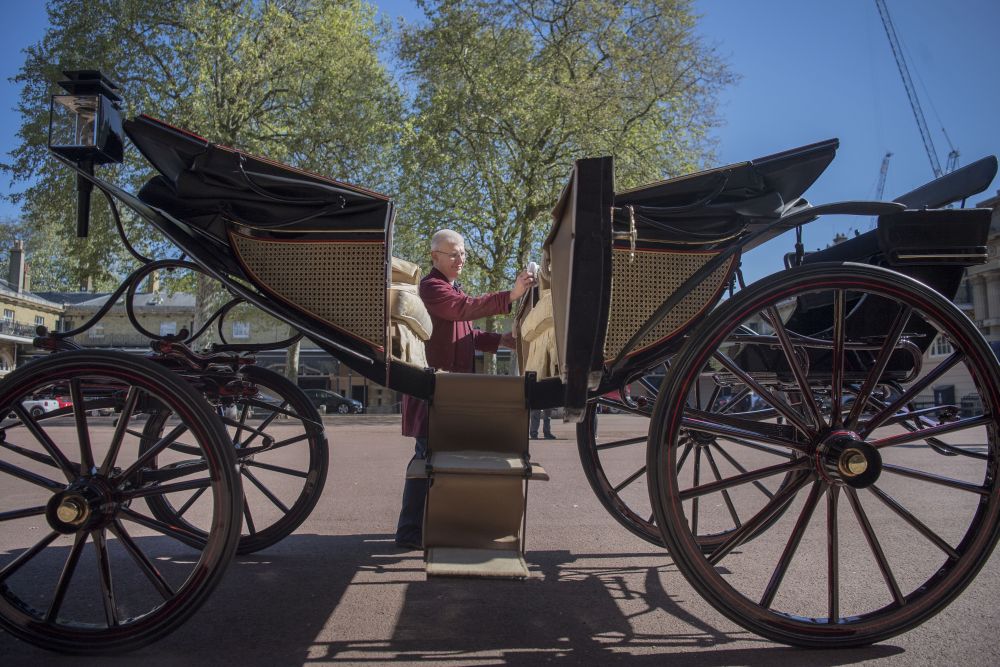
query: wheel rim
[
  {"left": 0, "top": 351, "right": 240, "bottom": 653},
  {"left": 650, "top": 265, "right": 1000, "bottom": 647},
  {"left": 577, "top": 362, "right": 794, "bottom": 550},
  {"left": 141, "top": 365, "right": 328, "bottom": 554}
]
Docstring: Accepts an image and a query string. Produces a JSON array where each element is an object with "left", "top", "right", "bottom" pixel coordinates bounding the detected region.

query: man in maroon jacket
[{"left": 395, "top": 229, "right": 534, "bottom": 549}]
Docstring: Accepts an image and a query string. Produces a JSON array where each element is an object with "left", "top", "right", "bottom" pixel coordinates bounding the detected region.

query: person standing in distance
[{"left": 395, "top": 229, "right": 535, "bottom": 550}]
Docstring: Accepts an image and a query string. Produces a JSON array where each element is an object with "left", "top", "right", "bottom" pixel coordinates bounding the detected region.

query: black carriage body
[{"left": 122, "top": 116, "right": 431, "bottom": 398}]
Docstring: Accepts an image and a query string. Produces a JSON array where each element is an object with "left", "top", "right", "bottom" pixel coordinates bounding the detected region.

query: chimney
[
  {"left": 22, "top": 262, "right": 30, "bottom": 293},
  {"left": 8, "top": 240, "right": 25, "bottom": 292},
  {"left": 79, "top": 275, "right": 93, "bottom": 292}
]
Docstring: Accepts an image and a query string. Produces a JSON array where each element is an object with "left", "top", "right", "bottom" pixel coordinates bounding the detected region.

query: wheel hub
[
  {"left": 815, "top": 430, "right": 882, "bottom": 488},
  {"left": 46, "top": 478, "right": 116, "bottom": 534}
]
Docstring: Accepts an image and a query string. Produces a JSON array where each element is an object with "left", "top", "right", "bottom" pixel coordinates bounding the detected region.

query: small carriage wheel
[
  {"left": 0, "top": 350, "right": 241, "bottom": 654},
  {"left": 577, "top": 364, "right": 798, "bottom": 551},
  {"left": 649, "top": 263, "right": 1000, "bottom": 647},
  {"left": 141, "top": 365, "right": 328, "bottom": 554}
]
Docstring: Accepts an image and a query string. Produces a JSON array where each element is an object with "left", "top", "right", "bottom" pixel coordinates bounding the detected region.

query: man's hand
[{"left": 510, "top": 270, "right": 535, "bottom": 302}]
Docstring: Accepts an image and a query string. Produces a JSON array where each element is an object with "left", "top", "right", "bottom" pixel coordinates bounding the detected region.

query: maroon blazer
[{"left": 401, "top": 267, "right": 512, "bottom": 437}]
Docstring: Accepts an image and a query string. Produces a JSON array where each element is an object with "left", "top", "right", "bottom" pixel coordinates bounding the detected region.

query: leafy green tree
[
  {"left": 394, "top": 0, "right": 734, "bottom": 359},
  {"left": 4, "top": 0, "right": 402, "bottom": 297}
]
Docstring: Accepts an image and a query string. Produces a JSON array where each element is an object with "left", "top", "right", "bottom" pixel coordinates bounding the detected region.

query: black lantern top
[{"left": 48, "top": 69, "right": 125, "bottom": 165}]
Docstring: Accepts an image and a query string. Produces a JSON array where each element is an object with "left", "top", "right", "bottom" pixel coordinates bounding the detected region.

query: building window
[
  {"left": 930, "top": 335, "right": 953, "bottom": 357},
  {"left": 89, "top": 324, "right": 105, "bottom": 339},
  {"left": 160, "top": 321, "right": 177, "bottom": 336},
  {"left": 35, "top": 315, "right": 44, "bottom": 327},
  {"left": 232, "top": 322, "right": 250, "bottom": 339},
  {"left": 2, "top": 309, "right": 13, "bottom": 325}
]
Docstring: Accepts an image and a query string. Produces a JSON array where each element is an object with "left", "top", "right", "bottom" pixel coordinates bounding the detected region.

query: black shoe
[
  {"left": 395, "top": 538, "right": 423, "bottom": 550},
  {"left": 530, "top": 434, "right": 538, "bottom": 439},
  {"left": 544, "top": 434, "right": 557, "bottom": 440}
]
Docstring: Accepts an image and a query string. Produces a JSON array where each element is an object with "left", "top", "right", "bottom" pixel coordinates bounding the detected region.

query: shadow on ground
[{"left": 0, "top": 533, "right": 904, "bottom": 665}]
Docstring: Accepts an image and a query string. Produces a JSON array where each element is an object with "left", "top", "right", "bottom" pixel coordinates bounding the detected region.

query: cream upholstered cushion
[
  {"left": 389, "top": 283, "right": 432, "bottom": 341},
  {"left": 389, "top": 256, "right": 432, "bottom": 366},
  {"left": 519, "top": 289, "right": 559, "bottom": 378},
  {"left": 520, "top": 289, "right": 553, "bottom": 343},
  {"left": 391, "top": 256, "right": 422, "bottom": 284}
]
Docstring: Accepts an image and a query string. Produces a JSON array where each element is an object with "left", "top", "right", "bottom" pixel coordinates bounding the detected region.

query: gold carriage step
[{"left": 406, "top": 373, "right": 548, "bottom": 578}]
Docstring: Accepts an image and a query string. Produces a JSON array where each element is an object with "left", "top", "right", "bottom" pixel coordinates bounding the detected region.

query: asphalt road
[{"left": 2, "top": 414, "right": 999, "bottom": 666}]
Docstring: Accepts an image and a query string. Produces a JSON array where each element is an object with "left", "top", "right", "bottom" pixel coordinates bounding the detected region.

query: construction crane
[
  {"left": 875, "top": 0, "right": 958, "bottom": 178},
  {"left": 869, "top": 151, "right": 893, "bottom": 229}
]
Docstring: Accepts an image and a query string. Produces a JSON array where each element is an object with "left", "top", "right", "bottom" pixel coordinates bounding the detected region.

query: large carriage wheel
[
  {"left": 0, "top": 350, "right": 241, "bottom": 654},
  {"left": 142, "top": 365, "right": 328, "bottom": 555},
  {"left": 649, "top": 263, "right": 1000, "bottom": 647},
  {"left": 578, "top": 362, "right": 795, "bottom": 551}
]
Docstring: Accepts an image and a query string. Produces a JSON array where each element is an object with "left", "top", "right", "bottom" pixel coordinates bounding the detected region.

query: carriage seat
[{"left": 389, "top": 257, "right": 432, "bottom": 367}]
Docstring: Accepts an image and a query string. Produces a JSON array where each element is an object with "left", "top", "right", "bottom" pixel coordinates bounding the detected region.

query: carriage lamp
[{"left": 48, "top": 69, "right": 124, "bottom": 238}]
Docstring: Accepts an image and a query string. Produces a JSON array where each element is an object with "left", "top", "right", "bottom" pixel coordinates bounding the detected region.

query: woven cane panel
[
  {"left": 604, "top": 249, "right": 731, "bottom": 360},
  {"left": 232, "top": 234, "right": 385, "bottom": 347}
]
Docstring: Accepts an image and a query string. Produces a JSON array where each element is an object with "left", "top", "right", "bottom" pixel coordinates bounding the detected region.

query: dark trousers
[
  {"left": 530, "top": 409, "right": 553, "bottom": 437},
  {"left": 395, "top": 436, "right": 428, "bottom": 543}
]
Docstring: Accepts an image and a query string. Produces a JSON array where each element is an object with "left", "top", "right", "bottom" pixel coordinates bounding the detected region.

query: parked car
[
  {"left": 21, "top": 398, "right": 60, "bottom": 417},
  {"left": 302, "top": 388, "right": 363, "bottom": 414}
]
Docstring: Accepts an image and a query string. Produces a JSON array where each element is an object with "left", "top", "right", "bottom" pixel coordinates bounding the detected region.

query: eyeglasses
[{"left": 432, "top": 249, "right": 466, "bottom": 261}]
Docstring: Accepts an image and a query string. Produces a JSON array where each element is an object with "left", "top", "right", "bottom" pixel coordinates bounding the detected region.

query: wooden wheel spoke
[
  {"left": 846, "top": 488, "right": 905, "bottom": 606},
  {"left": 873, "top": 414, "right": 992, "bottom": 449},
  {"left": 682, "top": 412, "right": 807, "bottom": 453},
  {"left": 175, "top": 486, "right": 208, "bottom": 518},
  {"left": 125, "top": 477, "right": 214, "bottom": 500},
  {"left": 46, "top": 531, "right": 88, "bottom": 623},
  {"left": 830, "top": 289, "right": 846, "bottom": 429},
  {"left": 12, "top": 404, "right": 78, "bottom": 482},
  {"left": 763, "top": 305, "right": 825, "bottom": 430},
  {"left": 0, "top": 459, "right": 65, "bottom": 491},
  {"left": 0, "top": 505, "right": 47, "bottom": 522},
  {"left": 846, "top": 304, "right": 912, "bottom": 429},
  {"left": 860, "top": 351, "right": 964, "bottom": 437},
  {"left": 101, "top": 386, "right": 141, "bottom": 476},
  {"left": 707, "top": 473, "right": 811, "bottom": 565},
  {"left": 709, "top": 442, "right": 777, "bottom": 499},
  {"left": 703, "top": 445, "right": 741, "bottom": 529},
  {"left": 676, "top": 442, "right": 693, "bottom": 473},
  {"left": 92, "top": 529, "right": 119, "bottom": 627},
  {"left": 880, "top": 463, "right": 989, "bottom": 495},
  {"left": 711, "top": 351, "right": 814, "bottom": 438},
  {"left": 691, "top": 447, "right": 701, "bottom": 535},
  {"left": 108, "top": 520, "right": 175, "bottom": 600},
  {"left": 116, "top": 423, "right": 189, "bottom": 487},
  {"left": 241, "top": 467, "right": 290, "bottom": 513},
  {"left": 120, "top": 507, "right": 207, "bottom": 545},
  {"left": 680, "top": 458, "right": 808, "bottom": 501},
  {"left": 760, "top": 480, "right": 825, "bottom": 608},
  {"left": 595, "top": 435, "right": 648, "bottom": 452},
  {"left": 246, "top": 460, "right": 309, "bottom": 479},
  {"left": 827, "top": 484, "right": 840, "bottom": 622},
  {"left": 0, "top": 530, "right": 60, "bottom": 582},
  {"left": 613, "top": 465, "right": 647, "bottom": 494},
  {"left": 243, "top": 497, "right": 257, "bottom": 535},
  {"left": 70, "top": 379, "right": 95, "bottom": 473},
  {"left": 868, "top": 484, "right": 959, "bottom": 560}
]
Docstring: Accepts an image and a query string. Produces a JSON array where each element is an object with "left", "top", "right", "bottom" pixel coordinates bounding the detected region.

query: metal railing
[{"left": 0, "top": 319, "right": 41, "bottom": 338}]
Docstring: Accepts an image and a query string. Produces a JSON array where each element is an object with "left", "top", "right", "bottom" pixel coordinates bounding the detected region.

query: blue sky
[{"left": 0, "top": 1, "right": 997, "bottom": 282}]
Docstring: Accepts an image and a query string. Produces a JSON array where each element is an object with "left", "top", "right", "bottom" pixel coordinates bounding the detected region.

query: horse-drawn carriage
[{"left": 1, "top": 71, "right": 999, "bottom": 652}]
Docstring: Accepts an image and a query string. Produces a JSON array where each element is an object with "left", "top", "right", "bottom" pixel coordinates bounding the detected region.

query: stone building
[{"left": 0, "top": 241, "right": 63, "bottom": 376}]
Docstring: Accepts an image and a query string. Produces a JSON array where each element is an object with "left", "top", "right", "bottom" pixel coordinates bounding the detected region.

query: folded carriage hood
[{"left": 124, "top": 114, "right": 391, "bottom": 239}]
